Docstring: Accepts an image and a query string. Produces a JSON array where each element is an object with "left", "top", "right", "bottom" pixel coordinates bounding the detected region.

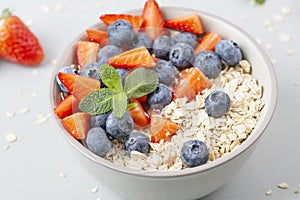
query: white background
[{"left": 1, "top": 0, "right": 300, "bottom": 199}]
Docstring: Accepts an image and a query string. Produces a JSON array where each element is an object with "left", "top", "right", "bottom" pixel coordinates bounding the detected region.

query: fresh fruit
[
  {"left": 0, "top": 8, "right": 44, "bottom": 66},
  {"left": 165, "top": 14, "right": 204, "bottom": 35},
  {"left": 141, "top": 0, "right": 165, "bottom": 41},
  {"left": 124, "top": 132, "right": 150, "bottom": 156},
  {"left": 131, "top": 32, "right": 152, "bottom": 50},
  {"left": 128, "top": 98, "right": 150, "bottom": 127},
  {"left": 80, "top": 62, "right": 102, "bottom": 80},
  {"left": 150, "top": 111, "right": 178, "bottom": 143},
  {"left": 153, "top": 60, "right": 177, "bottom": 87},
  {"left": 61, "top": 112, "right": 90, "bottom": 140},
  {"left": 147, "top": 83, "right": 172, "bottom": 109},
  {"left": 215, "top": 40, "right": 242, "bottom": 66},
  {"left": 57, "top": 72, "right": 101, "bottom": 100},
  {"left": 153, "top": 35, "right": 174, "bottom": 60},
  {"left": 97, "top": 45, "right": 122, "bottom": 65},
  {"left": 194, "top": 32, "right": 221, "bottom": 54},
  {"left": 173, "top": 67, "right": 212, "bottom": 101},
  {"left": 107, "top": 46, "right": 156, "bottom": 69},
  {"left": 173, "top": 32, "right": 198, "bottom": 48},
  {"left": 56, "top": 66, "right": 78, "bottom": 93},
  {"left": 105, "top": 112, "right": 134, "bottom": 139},
  {"left": 54, "top": 94, "right": 79, "bottom": 119},
  {"left": 169, "top": 42, "right": 195, "bottom": 70},
  {"left": 100, "top": 14, "right": 144, "bottom": 31},
  {"left": 86, "top": 29, "right": 109, "bottom": 46},
  {"left": 90, "top": 111, "right": 111, "bottom": 130},
  {"left": 86, "top": 127, "right": 112, "bottom": 157},
  {"left": 193, "top": 51, "right": 222, "bottom": 79},
  {"left": 107, "top": 19, "right": 135, "bottom": 47},
  {"left": 180, "top": 140, "right": 209, "bottom": 167},
  {"left": 77, "top": 40, "right": 100, "bottom": 69},
  {"left": 136, "top": 95, "right": 147, "bottom": 103},
  {"left": 205, "top": 91, "right": 230, "bottom": 118}
]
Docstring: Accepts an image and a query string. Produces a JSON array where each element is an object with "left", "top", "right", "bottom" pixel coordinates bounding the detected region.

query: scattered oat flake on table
[
  {"left": 279, "top": 33, "right": 292, "bottom": 42},
  {"left": 25, "top": 20, "right": 33, "bottom": 27},
  {"left": 42, "top": 5, "right": 51, "bottom": 13},
  {"left": 4, "top": 133, "right": 17, "bottom": 143},
  {"left": 19, "top": 107, "right": 30, "bottom": 115},
  {"left": 6, "top": 111, "right": 15, "bottom": 117},
  {"left": 35, "top": 114, "right": 50, "bottom": 124},
  {"left": 273, "top": 14, "right": 284, "bottom": 22},
  {"left": 31, "top": 92, "right": 38, "bottom": 98},
  {"left": 3, "top": 144, "right": 10, "bottom": 151},
  {"left": 278, "top": 182, "right": 289, "bottom": 189},
  {"left": 282, "top": 5, "right": 292, "bottom": 15},
  {"left": 265, "top": 44, "right": 273, "bottom": 51},
  {"left": 265, "top": 189, "right": 272, "bottom": 195},
  {"left": 91, "top": 186, "right": 98, "bottom": 193},
  {"left": 55, "top": 4, "right": 65, "bottom": 12},
  {"left": 263, "top": 19, "right": 272, "bottom": 28},
  {"left": 287, "top": 49, "right": 294, "bottom": 55},
  {"left": 59, "top": 173, "right": 66, "bottom": 178},
  {"left": 32, "top": 69, "right": 38, "bottom": 75}
]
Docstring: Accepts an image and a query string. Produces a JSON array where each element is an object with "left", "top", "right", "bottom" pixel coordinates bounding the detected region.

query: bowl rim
[{"left": 50, "top": 6, "right": 278, "bottom": 178}]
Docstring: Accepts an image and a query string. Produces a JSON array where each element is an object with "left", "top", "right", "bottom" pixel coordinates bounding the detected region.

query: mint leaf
[
  {"left": 112, "top": 91, "right": 128, "bottom": 118},
  {"left": 79, "top": 88, "right": 114, "bottom": 115},
  {"left": 124, "top": 68, "right": 158, "bottom": 98},
  {"left": 255, "top": 0, "right": 265, "bottom": 4},
  {"left": 100, "top": 64, "right": 123, "bottom": 93}
]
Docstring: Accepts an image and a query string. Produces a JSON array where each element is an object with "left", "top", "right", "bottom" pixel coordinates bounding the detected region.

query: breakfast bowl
[{"left": 50, "top": 4, "right": 277, "bottom": 200}]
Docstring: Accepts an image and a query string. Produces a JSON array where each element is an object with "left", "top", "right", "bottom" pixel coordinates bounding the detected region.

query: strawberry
[
  {"left": 194, "top": 32, "right": 221, "bottom": 54},
  {"left": 128, "top": 98, "right": 150, "bottom": 127},
  {"left": 86, "top": 29, "right": 109, "bottom": 46},
  {"left": 165, "top": 14, "right": 204, "bottom": 35},
  {"left": 62, "top": 112, "right": 90, "bottom": 140},
  {"left": 76, "top": 40, "right": 100, "bottom": 70},
  {"left": 0, "top": 8, "right": 44, "bottom": 66},
  {"left": 107, "top": 46, "right": 156, "bottom": 69},
  {"left": 141, "top": 0, "right": 165, "bottom": 41},
  {"left": 173, "top": 67, "right": 212, "bottom": 101},
  {"left": 135, "top": 95, "right": 147, "bottom": 103},
  {"left": 149, "top": 111, "right": 178, "bottom": 143},
  {"left": 57, "top": 72, "right": 101, "bottom": 100},
  {"left": 100, "top": 14, "right": 144, "bottom": 31},
  {"left": 54, "top": 94, "right": 80, "bottom": 119}
]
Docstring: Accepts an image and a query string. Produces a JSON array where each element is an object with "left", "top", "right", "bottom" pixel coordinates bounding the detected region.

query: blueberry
[
  {"left": 180, "top": 140, "right": 209, "bottom": 167},
  {"left": 86, "top": 127, "right": 112, "bottom": 158},
  {"left": 215, "top": 40, "right": 242, "bottom": 66},
  {"left": 56, "top": 66, "right": 78, "bottom": 93},
  {"left": 131, "top": 32, "right": 152, "bottom": 50},
  {"left": 194, "top": 51, "right": 222, "bottom": 79},
  {"left": 169, "top": 42, "right": 195, "bottom": 70},
  {"left": 97, "top": 45, "right": 122, "bottom": 65},
  {"left": 205, "top": 91, "right": 231, "bottom": 118},
  {"left": 116, "top": 68, "right": 129, "bottom": 86},
  {"left": 106, "top": 112, "right": 134, "bottom": 139},
  {"left": 153, "top": 60, "right": 177, "bottom": 87},
  {"left": 173, "top": 32, "right": 198, "bottom": 48},
  {"left": 147, "top": 84, "right": 172, "bottom": 109},
  {"left": 153, "top": 35, "right": 175, "bottom": 59},
  {"left": 124, "top": 132, "right": 150, "bottom": 156},
  {"left": 90, "top": 111, "right": 111, "bottom": 130},
  {"left": 107, "top": 20, "right": 135, "bottom": 48},
  {"left": 81, "top": 62, "right": 101, "bottom": 80}
]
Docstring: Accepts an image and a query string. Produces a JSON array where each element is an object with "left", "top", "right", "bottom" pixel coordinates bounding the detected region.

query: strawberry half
[
  {"left": 0, "top": 8, "right": 44, "bottom": 66},
  {"left": 107, "top": 46, "right": 156, "bottom": 69},
  {"left": 62, "top": 112, "right": 90, "bottom": 140},
  {"left": 128, "top": 98, "right": 150, "bottom": 127},
  {"left": 100, "top": 14, "right": 144, "bottom": 31},
  {"left": 57, "top": 72, "right": 101, "bottom": 100},
  {"left": 54, "top": 94, "right": 80, "bottom": 119},
  {"left": 76, "top": 40, "right": 100, "bottom": 70},
  {"left": 195, "top": 32, "right": 221, "bottom": 54},
  {"left": 141, "top": 0, "right": 165, "bottom": 41},
  {"left": 165, "top": 14, "right": 204, "bottom": 35},
  {"left": 86, "top": 29, "right": 109, "bottom": 46}
]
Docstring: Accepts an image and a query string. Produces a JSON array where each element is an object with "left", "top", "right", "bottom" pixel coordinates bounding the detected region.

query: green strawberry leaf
[
  {"left": 112, "top": 91, "right": 128, "bottom": 118},
  {"left": 79, "top": 88, "right": 114, "bottom": 115},
  {"left": 124, "top": 68, "right": 158, "bottom": 99},
  {"left": 100, "top": 64, "right": 123, "bottom": 93}
]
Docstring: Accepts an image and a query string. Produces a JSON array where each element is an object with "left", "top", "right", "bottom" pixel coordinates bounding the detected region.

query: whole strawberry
[{"left": 0, "top": 8, "right": 44, "bottom": 66}]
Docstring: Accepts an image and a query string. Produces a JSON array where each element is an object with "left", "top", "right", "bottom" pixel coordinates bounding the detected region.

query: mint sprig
[
  {"left": 79, "top": 64, "right": 158, "bottom": 118},
  {"left": 255, "top": 0, "right": 266, "bottom": 5}
]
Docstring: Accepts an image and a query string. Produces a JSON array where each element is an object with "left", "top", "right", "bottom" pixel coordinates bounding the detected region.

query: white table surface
[{"left": 1, "top": 0, "right": 299, "bottom": 199}]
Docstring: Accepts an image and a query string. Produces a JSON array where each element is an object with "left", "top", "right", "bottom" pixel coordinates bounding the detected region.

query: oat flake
[
  {"left": 19, "top": 107, "right": 30, "bottom": 115},
  {"left": 59, "top": 173, "right": 66, "bottom": 178},
  {"left": 4, "top": 133, "right": 17, "bottom": 143},
  {"left": 278, "top": 182, "right": 289, "bottom": 189},
  {"left": 36, "top": 114, "right": 50, "bottom": 124},
  {"left": 55, "top": 4, "right": 65, "bottom": 12},
  {"left": 263, "top": 19, "right": 272, "bottom": 28},
  {"left": 265, "top": 189, "right": 272, "bottom": 195},
  {"left": 42, "top": 5, "right": 51, "bottom": 13},
  {"left": 3, "top": 144, "right": 10, "bottom": 150},
  {"left": 91, "top": 186, "right": 99, "bottom": 193},
  {"left": 287, "top": 49, "right": 294, "bottom": 55},
  {"left": 6, "top": 111, "right": 15, "bottom": 117},
  {"left": 279, "top": 33, "right": 292, "bottom": 42},
  {"left": 273, "top": 14, "right": 284, "bottom": 22},
  {"left": 282, "top": 5, "right": 292, "bottom": 15}
]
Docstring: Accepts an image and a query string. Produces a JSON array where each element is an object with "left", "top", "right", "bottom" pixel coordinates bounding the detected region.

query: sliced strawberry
[
  {"left": 54, "top": 94, "right": 80, "bottom": 119},
  {"left": 141, "top": 0, "right": 165, "bottom": 41},
  {"left": 173, "top": 67, "right": 212, "bottom": 101},
  {"left": 86, "top": 29, "right": 109, "bottom": 46},
  {"left": 76, "top": 40, "right": 100, "bottom": 69},
  {"left": 100, "top": 14, "right": 144, "bottom": 31},
  {"left": 195, "top": 32, "right": 221, "bottom": 54},
  {"left": 62, "top": 112, "right": 90, "bottom": 140},
  {"left": 57, "top": 72, "right": 100, "bottom": 100},
  {"left": 107, "top": 46, "right": 156, "bottom": 69},
  {"left": 129, "top": 99, "right": 150, "bottom": 127},
  {"left": 165, "top": 14, "right": 204, "bottom": 35},
  {"left": 150, "top": 111, "right": 178, "bottom": 143},
  {"left": 136, "top": 95, "right": 147, "bottom": 103}
]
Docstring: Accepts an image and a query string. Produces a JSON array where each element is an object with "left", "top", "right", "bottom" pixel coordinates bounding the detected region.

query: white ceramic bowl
[{"left": 50, "top": 7, "right": 277, "bottom": 200}]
